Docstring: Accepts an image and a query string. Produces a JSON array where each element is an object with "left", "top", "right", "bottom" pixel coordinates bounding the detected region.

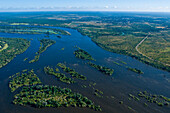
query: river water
[{"left": 0, "top": 26, "right": 169, "bottom": 113}]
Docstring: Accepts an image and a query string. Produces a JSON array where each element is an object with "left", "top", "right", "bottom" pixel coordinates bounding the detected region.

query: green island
[
  {"left": 94, "top": 89, "right": 103, "bottom": 98},
  {"left": 29, "top": 39, "right": 56, "bottom": 63},
  {"left": 128, "top": 91, "right": 170, "bottom": 107},
  {"left": 137, "top": 91, "right": 170, "bottom": 107},
  {"left": 0, "top": 37, "right": 30, "bottom": 68},
  {"left": 8, "top": 69, "right": 42, "bottom": 92},
  {"left": 113, "top": 61, "right": 122, "bottom": 66},
  {"left": 127, "top": 67, "right": 144, "bottom": 74},
  {"left": 0, "top": 25, "right": 71, "bottom": 35},
  {"left": 57, "top": 63, "right": 87, "bottom": 80},
  {"left": 13, "top": 85, "right": 102, "bottom": 111},
  {"left": 88, "top": 62, "right": 114, "bottom": 76},
  {"left": 74, "top": 49, "right": 95, "bottom": 61},
  {"left": 44, "top": 66, "right": 75, "bottom": 84}
]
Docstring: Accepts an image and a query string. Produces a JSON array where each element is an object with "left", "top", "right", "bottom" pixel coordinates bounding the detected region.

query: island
[
  {"left": 9, "top": 69, "right": 42, "bottom": 92},
  {"left": 44, "top": 66, "right": 75, "bottom": 84},
  {"left": 57, "top": 63, "right": 87, "bottom": 80},
  {"left": 127, "top": 67, "right": 144, "bottom": 74},
  {"left": 0, "top": 37, "right": 30, "bottom": 68},
  {"left": 13, "top": 85, "right": 102, "bottom": 111},
  {"left": 88, "top": 62, "right": 114, "bottom": 76},
  {"left": 29, "top": 39, "right": 56, "bottom": 63},
  {"left": 137, "top": 91, "right": 170, "bottom": 107},
  {"left": 74, "top": 49, "right": 95, "bottom": 61}
]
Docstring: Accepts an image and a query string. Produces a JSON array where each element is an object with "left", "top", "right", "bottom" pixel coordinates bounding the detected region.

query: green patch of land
[
  {"left": 74, "top": 49, "right": 95, "bottom": 61},
  {"left": 44, "top": 66, "right": 75, "bottom": 84},
  {"left": 0, "top": 37, "right": 30, "bottom": 68},
  {"left": 57, "top": 63, "right": 87, "bottom": 80},
  {"left": 29, "top": 39, "right": 56, "bottom": 63},
  {"left": 13, "top": 85, "right": 102, "bottom": 111},
  {"left": 137, "top": 91, "right": 170, "bottom": 107},
  {"left": 9, "top": 69, "right": 41, "bottom": 92},
  {"left": 88, "top": 62, "right": 114, "bottom": 76},
  {"left": 127, "top": 67, "right": 144, "bottom": 74}
]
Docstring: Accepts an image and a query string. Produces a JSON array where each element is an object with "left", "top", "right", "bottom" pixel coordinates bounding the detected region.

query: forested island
[
  {"left": 9, "top": 69, "right": 41, "bottom": 92},
  {"left": 74, "top": 49, "right": 95, "bottom": 61},
  {"left": 0, "top": 37, "right": 30, "bottom": 68},
  {"left": 128, "top": 91, "right": 170, "bottom": 107},
  {"left": 127, "top": 67, "right": 144, "bottom": 74},
  {"left": 44, "top": 66, "right": 75, "bottom": 84},
  {"left": 29, "top": 39, "right": 56, "bottom": 63},
  {"left": 88, "top": 62, "right": 114, "bottom": 76},
  {"left": 57, "top": 63, "right": 87, "bottom": 80},
  {"left": 13, "top": 85, "right": 102, "bottom": 111}
]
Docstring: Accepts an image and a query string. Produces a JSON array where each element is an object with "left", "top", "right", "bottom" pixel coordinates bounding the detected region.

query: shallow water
[{"left": 0, "top": 26, "right": 169, "bottom": 113}]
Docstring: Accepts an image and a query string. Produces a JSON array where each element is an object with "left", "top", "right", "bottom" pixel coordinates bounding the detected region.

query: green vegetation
[
  {"left": 1, "top": 12, "right": 169, "bottom": 71},
  {"left": 94, "top": 89, "right": 103, "bottom": 98},
  {"left": 119, "top": 61, "right": 127, "bottom": 65},
  {"left": 13, "top": 85, "right": 102, "bottom": 111},
  {"left": 0, "top": 37, "right": 30, "bottom": 68},
  {"left": 74, "top": 49, "right": 95, "bottom": 61},
  {"left": 57, "top": 63, "right": 87, "bottom": 80},
  {"left": 29, "top": 39, "right": 56, "bottom": 63},
  {"left": 23, "top": 58, "right": 28, "bottom": 61},
  {"left": 127, "top": 67, "right": 144, "bottom": 74},
  {"left": 9, "top": 69, "right": 41, "bottom": 92},
  {"left": 128, "top": 91, "right": 170, "bottom": 107},
  {"left": 88, "top": 62, "right": 114, "bottom": 76},
  {"left": 113, "top": 61, "right": 122, "bottom": 66},
  {"left": 44, "top": 66, "right": 75, "bottom": 84}
]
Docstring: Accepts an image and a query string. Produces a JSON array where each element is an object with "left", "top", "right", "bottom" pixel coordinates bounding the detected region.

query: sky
[{"left": 0, "top": 0, "right": 170, "bottom": 12}]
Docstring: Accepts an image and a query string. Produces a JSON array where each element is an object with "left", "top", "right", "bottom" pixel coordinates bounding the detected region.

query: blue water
[{"left": 0, "top": 26, "right": 169, "bottom": 113}]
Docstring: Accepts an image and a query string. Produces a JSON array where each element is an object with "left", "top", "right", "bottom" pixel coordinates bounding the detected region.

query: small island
[
  {"left": 13, "top": 85, "right": 102, "bottom": 111},
  {"left": 137, "top": 91, "right": 170, "bottom": 107},
  {"left": 9, "top": 69, "right": 42, "bottom": 92},
  {"left": 57, "top": 63, "right": 87, "bottom": 80},
  {"left": 44, "top": 66, "right": 75, "bottom": 84},
  {"left": 127, "top": 67, "right": 144, "bottom": 74},
  {"left": 74, "top": 49, "right": 95, "bottom": 61},
  {"left": 29, "top": 39, "right": 56, "bottom": 63},
  {"left": 88, "top": 62, "right": 114, "bottom": 76}
]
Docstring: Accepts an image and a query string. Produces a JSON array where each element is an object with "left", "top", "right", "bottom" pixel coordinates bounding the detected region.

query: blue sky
[{"left": 0, "top": 0, "right": 170, "bottom": 12}]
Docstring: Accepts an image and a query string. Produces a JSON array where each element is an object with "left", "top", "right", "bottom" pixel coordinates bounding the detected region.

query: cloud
[{"left": 105, "top": 6, "right": 109, "bottom": 9}]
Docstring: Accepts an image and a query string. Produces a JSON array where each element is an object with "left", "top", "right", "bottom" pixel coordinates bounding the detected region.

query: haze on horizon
[{"left": 0, "top": 0, "right": 170, "bottom": 12}]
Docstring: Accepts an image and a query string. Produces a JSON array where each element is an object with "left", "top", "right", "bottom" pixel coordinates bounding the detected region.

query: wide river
[{"left": 0, "top": 26, "right": 169, "bottom": 113}]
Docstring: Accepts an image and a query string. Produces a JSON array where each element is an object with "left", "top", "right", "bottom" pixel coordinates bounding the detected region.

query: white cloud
[{"left": 105, "top": 6, "right": 109, "bottom": 9}]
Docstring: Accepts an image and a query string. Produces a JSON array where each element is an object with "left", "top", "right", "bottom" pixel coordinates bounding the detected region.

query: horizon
[{"left": 0, "top": 0, "right": 170, "bottom": 12}]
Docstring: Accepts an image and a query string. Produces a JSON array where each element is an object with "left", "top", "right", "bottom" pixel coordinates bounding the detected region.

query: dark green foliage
[
  {"left": 57, "top": 63, "right": 87, "bottom": 80},
  {"left": 29, "top": 39, "right": 56, "bottom": 63},
  {"left": 44, "top": 66, "right": 75, "bottom": 84},
  {"left": 127, "top": 67, "right": 144, "bottom": 74},
  {"left": 9, "top": 69, "right": 42, "bottom": 92},
  {"left": 74, "top": 49, "right": 95, "bottom": 61},
  {"left": 88, "top": 62, "right": 114, "bottom": 76},
  {"left": 137, "top": 91, "right": 170, "bottom": 107},
  {"left": 13, "top": 85, "right": 102, "bottom": 111},
  {"left": 0, "top": 37, "right": 30, "bottom": 68}
]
